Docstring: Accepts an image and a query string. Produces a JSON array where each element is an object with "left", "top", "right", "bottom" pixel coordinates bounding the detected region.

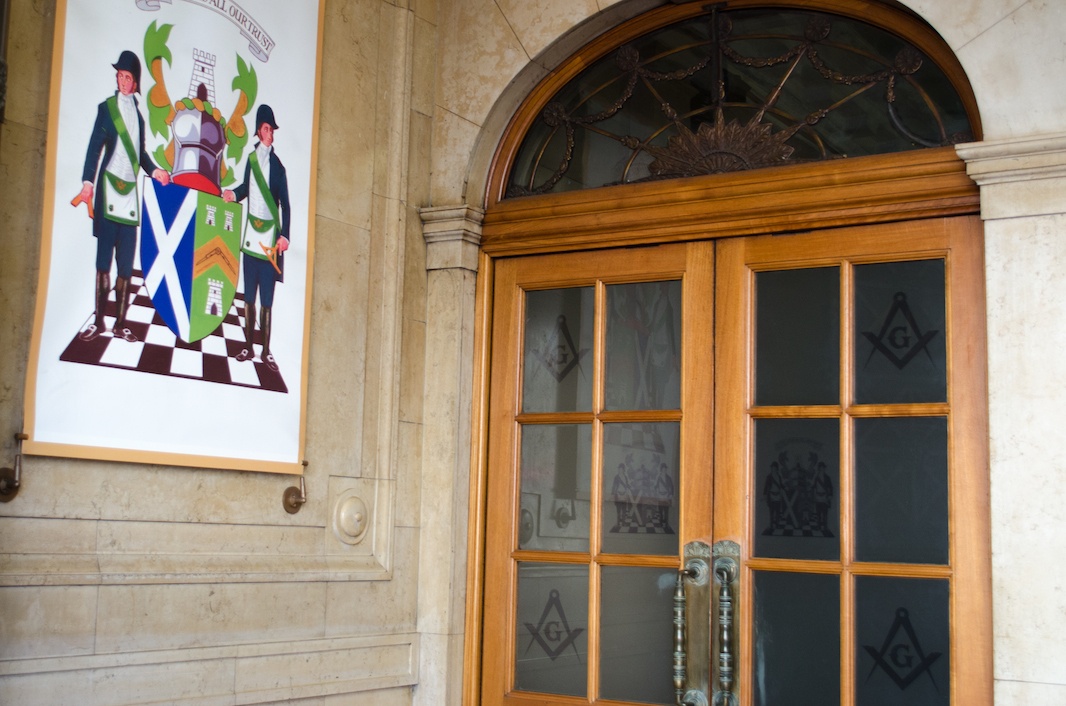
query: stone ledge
[
  {"left": 0, "top": 551, "right": 391, "bottom": 586},
  {"left": 0, "top": 633, "right": 418, "bottom": 704}
]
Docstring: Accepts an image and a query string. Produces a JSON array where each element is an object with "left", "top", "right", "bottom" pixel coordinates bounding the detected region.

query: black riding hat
[
  {"left": 112, "top": 50, "right": 141, "bottom": 92},
  {"left": 256, "top": 104, "right": 279, "bottom": 131}
]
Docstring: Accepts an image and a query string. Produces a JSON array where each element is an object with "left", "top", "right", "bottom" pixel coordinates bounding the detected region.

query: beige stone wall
[
  {"left": 4, "top": 0, "right": 1066, "bottom": 703},
  {"left": 0, "top": 0, "right": 438, "bottom": 703}
]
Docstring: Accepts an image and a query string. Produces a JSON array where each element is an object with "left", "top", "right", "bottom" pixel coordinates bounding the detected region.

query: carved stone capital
[
  {"left": 420, "top": 204, "right": 485, "bottom": 272},
  {"left": 957, "top": 134, "right": 1066, "bottom": 220}
]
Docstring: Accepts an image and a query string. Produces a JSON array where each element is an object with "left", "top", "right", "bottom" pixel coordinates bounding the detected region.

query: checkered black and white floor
[{"left": 60, "top": 272, "right": 288, "bottom": 393}]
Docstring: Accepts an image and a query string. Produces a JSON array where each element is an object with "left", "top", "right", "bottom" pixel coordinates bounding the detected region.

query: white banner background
[{"left": 28, "top": 0, "right": 321, "bottom": 471}]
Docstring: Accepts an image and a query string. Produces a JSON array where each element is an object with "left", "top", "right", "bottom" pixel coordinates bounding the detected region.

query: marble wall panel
[
  {"left": 0, "top": 666, "right": 233, "bottom": 706},
  {"left": 995, "top": 681, "right": 1066, "bottom": 706},
  {"left": 430, "top": 106, "right": 482, "bottom": 204},
  {"left": 234, "top": 636, "right": 416, "bottom": 703},
  {"left": 435, "top": 0, "right": 528, "bottom": 125},
  {"left": 7, "top": 456, "right": 316, "bottom": 527},
  {"left": 325, "top": 526, "right": 419, "bottom": 635},
  {"left": 316, "top": 0, "right": 382, "bottom": 228},
  {"left": 0, "top": 517, "right": 97, "bottom": 554},
  {"left": 952, "top": 1, "right": 1066, "bottom": 141},
  {"left": 97, "top": 520, "right": 323, "bottom": 558},
  {"left": 0, "top": 120, "right": 46, "bottom": 462},
  {"left": 411, "top": 15, "right": 439, "bottom": 119},
  {"left": 3, "top": 0, "right": 55, "bottom": 128},
  {"left": 984, "top": 214, "right": 1066, "bottom": 689},
  {"left": 495, "top": 0, "right": 600, "bottom": 60},
  {"left": 412, "top": 632, "right": 464, "bottom": 706},
  {"left": 395, "top": 421, "right": 424, "bottom": 529},
  {"left": 0, "top": 586, "right": 98, "bottom": 660},
  {"left": 904, "top": 0, "right": 1026, "bottom": 50},
  {"left": 305, "top": 216, "right": 371, "bottom": 474},
  {"left": 94, "top": 581, "right": 329, "bottom": 654}
]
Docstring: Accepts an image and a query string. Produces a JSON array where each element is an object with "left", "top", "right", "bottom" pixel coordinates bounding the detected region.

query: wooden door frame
[{"left": 464, "top": 148, "right": 986, "bottom": 706}]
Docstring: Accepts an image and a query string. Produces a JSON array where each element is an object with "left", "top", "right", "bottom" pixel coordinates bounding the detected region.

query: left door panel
[{"left": 481, "top": 242, "right": 715, "bottom": 706}]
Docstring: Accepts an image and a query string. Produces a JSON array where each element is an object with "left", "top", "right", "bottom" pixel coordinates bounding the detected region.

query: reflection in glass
[
  {"left": 855, "top": 417, "right": 948, "bottom": 564},
  {"left": 855, "top": 260, "right": 946, "bottom": 404},
  {"left": 856, "top": 577, "right": 949, "bottom": 706},
  {"left": 600, "top": 567, "right": 675, "bottom": 704},
  {"left": 523, "top": 287, "right": 594, "bottom": 413},
  {"left": 605, "top": 281, "right": 681, "bottom": 411},
  {"left": 753, "top": 418, "right": 840, "bottom": 561},
  {"left": 520, "top": 425, "right": 591, "bottom": 552},
  {"left": 601, "top": 422, "right": 679, "bottom": 556},
  {"left": 754, "top": 571, "right": 840, "bottom": 706},
  {"left": 515, "top": 563, "right": 589, "bottom": 697},
  {"left": 756, "top": 267, "right": 840, "bottom": 406}
]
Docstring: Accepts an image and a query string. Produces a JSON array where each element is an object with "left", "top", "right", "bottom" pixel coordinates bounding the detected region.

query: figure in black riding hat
[
  {"left": 75, "top": 49, "right": 170, "bottom": 342},
  {"left": 223, "top": 104, "right": 291, "bottom": 372}
]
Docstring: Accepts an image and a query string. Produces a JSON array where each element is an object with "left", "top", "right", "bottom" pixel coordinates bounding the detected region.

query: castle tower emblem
[{"left": 171, "top": 49, "right": 228, "bottom": 195}]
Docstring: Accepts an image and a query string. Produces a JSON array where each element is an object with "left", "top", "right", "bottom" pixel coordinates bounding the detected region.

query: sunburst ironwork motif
[{"left": 507, "top": 9, "right": 973, "bottom": 198}]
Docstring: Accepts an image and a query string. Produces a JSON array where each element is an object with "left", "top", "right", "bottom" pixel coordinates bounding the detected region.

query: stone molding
[
  {"left": 0, "top": 633, "right": 418, "bottom": 703},
  {"left": 420, "top": 205, "right": 484, "bottom": 272},
  {"left": 957, "top": 133, "right": 1066, "bottom": 220}
]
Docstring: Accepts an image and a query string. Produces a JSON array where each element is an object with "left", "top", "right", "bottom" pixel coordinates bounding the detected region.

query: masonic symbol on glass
[
  {"left": 524, "top": 589, "right": 585, "bottom": 661},
  {"left": 862, "top": 292, "right": 940, "bottom": 370}
]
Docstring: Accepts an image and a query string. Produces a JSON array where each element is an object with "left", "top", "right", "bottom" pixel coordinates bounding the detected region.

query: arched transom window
[{"left": 506, "top": 4, "right": 978, "bottom": 198}]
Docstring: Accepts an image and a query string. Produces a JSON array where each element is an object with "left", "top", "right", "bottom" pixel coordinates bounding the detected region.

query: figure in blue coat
[
  {"left": 223, "top": 105, "right": 291, "bottom": 372},
  {"left": 76, "top": 50, "right": 170, "bottom": 342}
]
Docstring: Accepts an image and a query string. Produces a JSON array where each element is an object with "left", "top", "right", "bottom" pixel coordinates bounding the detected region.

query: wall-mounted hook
[
  {"left": 0, "top": 433, "right": 28, "bottom": 503},
  {"left": 282, "top": 461, "right": 308, "bottom": 514}
]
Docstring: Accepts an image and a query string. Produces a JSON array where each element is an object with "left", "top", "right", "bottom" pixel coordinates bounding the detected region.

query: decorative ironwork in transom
[{"left": 506, "top": 7, "right": 975, "bottom": 198}]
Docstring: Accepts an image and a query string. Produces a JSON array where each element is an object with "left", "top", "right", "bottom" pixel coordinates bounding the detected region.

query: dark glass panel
[
  {"left": 856, "top": 577, "right": 949, "bottom": 706},
  {"left": 855, "top": 260, "right": 946, "bottom": 404},
  {"left": 855, "top": 417, "right": 948, "bottom": 564},
  {"left": 515, "top": 562, "right": 589, "bottom": 697},
  {"left": 599, "top": 567, "right": 675, "bottom": 704},
  {"left": 753, "top": 571, "right": 840, "bottom": 706},
  {"left": 605, "top": 281, "right": 681, "bottom": 411},
  {"left": 601, "top": 422, "right": 679, "bottom": 556},
  {"left": 753, "top": 418, "right": 840, "bottom": 561},
  {"left": 523, "top": 287, "right": 594, "bottom": 413},
  {"left": 755, "top": 268, "right": 840, "bottom": 406},
  {"left": 520, "top": 424, "right": 592, "bottom": 552}
]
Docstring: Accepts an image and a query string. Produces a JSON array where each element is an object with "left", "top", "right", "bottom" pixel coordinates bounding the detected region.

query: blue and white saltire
[{"left": 140, "top": 178, "right": 198, "bottom": 341}]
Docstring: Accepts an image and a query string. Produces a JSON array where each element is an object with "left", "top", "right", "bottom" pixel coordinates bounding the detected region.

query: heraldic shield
[{"left": 140, "top": 178, "right": 242, "bottom": 343}]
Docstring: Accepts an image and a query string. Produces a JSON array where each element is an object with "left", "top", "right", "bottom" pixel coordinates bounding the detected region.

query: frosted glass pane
[
  {"left": 855, "top": 260, "right": 946, "bottom": 403},
  {"left": 515, "top": 563, "right": 589, "bottom": 697},
  {"left": 856, "top": 577, "right": 949, "bottom": 706},
  {"left": 753, "top": 418, "right": 840, "bottom": 561},
  {"left": 523, "top": 287, "right": 594, "bottom": 413},
  {"left": 599, "top": 567, "right": 675, "bottom": 704},
  {"left": 605, "top": 281, "right": 681, "bottom": 411},
  {"left": 520, "top": 424, "right": 592, "bottom": 552},
  {"left": 602, "top": 422, "right": 679, "bottom": 556}
]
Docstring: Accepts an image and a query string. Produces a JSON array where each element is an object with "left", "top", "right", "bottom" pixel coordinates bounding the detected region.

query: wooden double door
[{"left": 479, "top": 217, "right": 990, "bottom": 706}]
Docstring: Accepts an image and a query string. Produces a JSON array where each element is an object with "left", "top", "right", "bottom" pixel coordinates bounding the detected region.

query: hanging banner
[{"left": 24, "top": 0, "right": 323, "bottom": 473}]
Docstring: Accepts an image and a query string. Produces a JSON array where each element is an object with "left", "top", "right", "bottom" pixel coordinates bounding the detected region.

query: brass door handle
[
  {"left": 674, "top": 542, "right": 711, "bottom": 706},
  {"left": 712, "top": 541, "right": 740, "bottom": 706}
]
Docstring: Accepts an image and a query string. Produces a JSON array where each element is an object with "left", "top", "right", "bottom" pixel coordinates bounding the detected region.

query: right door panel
[{"left": 713, "top": 217, "right": 991, "bottom": 706}]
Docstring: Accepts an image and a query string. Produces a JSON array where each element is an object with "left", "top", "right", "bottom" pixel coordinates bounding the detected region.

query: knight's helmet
[{"left": 171, "top": 49, "right": 227, "bottom": 195}]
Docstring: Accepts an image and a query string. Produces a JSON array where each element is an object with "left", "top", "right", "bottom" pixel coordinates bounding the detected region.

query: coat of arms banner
[{"left": 24, "top": 0, "right": 323, "bottom": 473}]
